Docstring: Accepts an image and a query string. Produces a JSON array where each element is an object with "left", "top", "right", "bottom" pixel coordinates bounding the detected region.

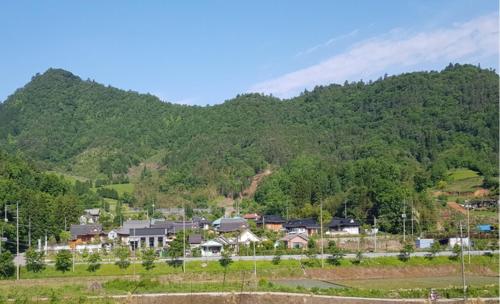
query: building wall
[{"left": 265, "top": 223, "right": 283, "bottom": 232}]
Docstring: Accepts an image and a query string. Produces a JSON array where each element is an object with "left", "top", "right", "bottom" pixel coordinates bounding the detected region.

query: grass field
[
  {"left": 14, "top": 255, "right": 499, "bottom": 280},
  {"left": 441, "top": 168, "right": 484, "bottom": 193}
]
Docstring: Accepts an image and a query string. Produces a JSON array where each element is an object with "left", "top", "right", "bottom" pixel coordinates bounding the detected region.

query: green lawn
[{"left": 15, "top": 255, "right": 499, "bottom": 280}]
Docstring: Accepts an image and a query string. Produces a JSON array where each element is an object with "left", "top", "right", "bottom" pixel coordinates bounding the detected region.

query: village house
[
  {"left": 213, "top": 217, "right": 249, "bottom": 233},
  {"left": 115, "top": 220, "right": 150, "bottom": 244},
  {"left": 327, "top": 217, "right": 360, "bottom": 235},
  {"left": 129, "top": 228, "right": 166, "bottom": 250},
  {"left": 280, "top": 233, "right": 309, "bottom": 249},
  {"left": 256, "top": 215, "right": 285, "bottom": 232},
  {"left": 284, "top": 218, "right": 319, "bottom": 236},
  {"left": 69, "top": 224, "right": 105, "bottom": 246},
  {"left": 235, "top": 229, "right": 260, "bottom": 245},
  {"left": 243, "top": 213, "right": 259, "bottom": 221},
  {"left": 200, "top": 239, "right": 224, "bottom": 257},
  {"left": 79, "top": 208, "right": 100, "bottom": 224},
  {"left": 188, "top": 234, "right": 203, "bottom": 249}
]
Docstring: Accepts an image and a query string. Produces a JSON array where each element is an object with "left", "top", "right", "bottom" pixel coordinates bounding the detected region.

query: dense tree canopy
[{"left": 0, "top": 63, "right": 497, "bottom": 233}]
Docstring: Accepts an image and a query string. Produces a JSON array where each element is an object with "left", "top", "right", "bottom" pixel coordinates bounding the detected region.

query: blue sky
[{"left": 0, "top": 1, "right": 498, "bottom": 105}]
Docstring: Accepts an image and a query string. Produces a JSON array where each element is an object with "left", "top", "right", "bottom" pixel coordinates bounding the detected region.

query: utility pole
[
  {"left": 465, "top": 204, "right": 471, "bottom": 264},
  {"left": 459, "top": 221, "right": 467, "bottom": 301},
  {"left": 16, "top": 201, "right": 19, "bottom": 281},
  {"left": 253, "top": 241, "right": 256, "bottom": 278},
  {"left": 183, "top": 202, "right": 186, "bottom": 273},
  {"left": 373, "top": 217, "right": 377, "bottom": 252},
  {"left": 320, "top": 200, "right": 324, "bottom": 268},
  {"left": 133, "top": 227, "right": 136, "bottom": 277},
  {"left": 410, "top": 200, "right": 414, "bottom": 239},
  {"left": 402, "top": 199, "right": 407, "bottom": 243},
  {"left": 28, "top": 217, "right": 31, "bottom": 248},
  {"left": 344, "top": 200, "right": 347, "bottom": 218},
  {"left": 0, "top": 225, "right": 3, "bottom": 254}
]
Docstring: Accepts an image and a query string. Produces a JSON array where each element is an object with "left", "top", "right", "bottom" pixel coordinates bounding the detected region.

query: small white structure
[
  {"left": 75, "top": 244, "right": 102, "bottom": 253},
  {"left": 107, "top": 230, "right": 118, "bottom": 241},
  {"left": 449, "top": 237, "right": 470, "bottom": 248},
  {"left": 200, "top": 240, "right": 224, "bottom": 257}
]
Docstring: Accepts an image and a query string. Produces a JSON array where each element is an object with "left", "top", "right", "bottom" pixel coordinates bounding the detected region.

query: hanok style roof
[
  {"left": 256, "top": 215, "right": 285, "bottom": 224},
  {"left": 70, "top": 224, "right": 103, "bottom": 239},
  {"left": 328, "top": 217, "right": 360, "bottom": 228},
  {"left": 188, "top": 234, "right": 203, "bottom": 244},
  {"left": 129, "top": 228, "right": 166, "bottom": 237},
  {"left": 280, "top": 233, "right": 309, "bottom": 242},
  {"left": 284, "top": 218, "right": 320, "bottom": 229},
  {"left": 218, "top": 218, "right": 248, "bottom": 232}
]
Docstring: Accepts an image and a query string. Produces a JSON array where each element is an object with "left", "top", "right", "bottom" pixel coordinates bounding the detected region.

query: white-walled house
[
  {"left": 237, "top": 229, "right": 260, "bottom": 245},
  {"left": 326, "top": 217, "right": 360, "bottom": 235},
  {"left": 200, "top": 240, "right": 224, "bottom": 257}
]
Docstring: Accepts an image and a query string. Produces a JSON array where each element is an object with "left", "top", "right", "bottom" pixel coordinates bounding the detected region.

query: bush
[
  {"left": 87, "top": 252, "right": 101, "bottom": 272},
  {"left": 141, "top": 248, "right": 156, "bottom": 271},
  {"left": 398, "top": 243, "right": 414, "bottom": 262},
  {"left": 0, "top": 251, "right": 15, "bottom": 278},
  {"left": 326, "top": 243, "right": 345, "bottom": 266},
  {"left": 114, "top": 247, "right": 130, "bottom": 269},
  {"left": 26, "top": 248, "right": 46, "bottom": 273},
  {"left": 272, "top": 251, "right": 282, "bottom": 265},
  {"left": 55, "top": 250, "right": 72, "bottom": 273}
]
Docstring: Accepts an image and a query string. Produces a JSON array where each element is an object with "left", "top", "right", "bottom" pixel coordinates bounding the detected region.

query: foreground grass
[
  {"left": 0, "top": 277, "right": 497, "bottom": 303},
  {"left": 17, "top": 254, "right": 499, "bottom": 280}
]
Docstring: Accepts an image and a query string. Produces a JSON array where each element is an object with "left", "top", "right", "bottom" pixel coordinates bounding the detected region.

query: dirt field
[{"left": 111, "top": 292, "right": 498, "bottom": 304}]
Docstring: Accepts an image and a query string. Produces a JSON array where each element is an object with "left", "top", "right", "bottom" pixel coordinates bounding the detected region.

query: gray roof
[
  {"left": 328, "top": 217, "right": 360, "bottom": 228},
  {"left": 281, "top": 233, "right": 309, "bottom": 242},
  {"left": 151, "top": 221, "right": 198, "bottom": 233},
  {"left": 284, "top": 218, "right": 320, "bottom": 229},
  {"left": 218, "top": 218, "right": 248, "bottom": 232},
  {"left": 129, "top": 228, "right": 166, "bottom": 236},
  {"left": 70, "top": 224, "right": 103, "bottom": 239},
  {"left": 117, "top": 220, "right": 150, "bottom": 235},
  {"left": 189, "top": 234, "right": 202, "bottom": 244}
]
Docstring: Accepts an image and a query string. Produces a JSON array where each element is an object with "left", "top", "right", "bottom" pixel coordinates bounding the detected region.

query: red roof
[{"left": 243, "top": 213, "right": 259, "bottom": 220}]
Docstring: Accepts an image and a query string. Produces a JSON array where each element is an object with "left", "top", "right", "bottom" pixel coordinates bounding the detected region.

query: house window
[
  {"left": 158, "top": 237, "right": 163, "bottom": 247},
  {"left": 149, "top": 237, "right": 155, "bottom": 248},
  {"left": 140, "top": 237, "right": 146, "bottom": 247},
  {"left": 292, "top": 242, "right": 303, "bottom": 249}
]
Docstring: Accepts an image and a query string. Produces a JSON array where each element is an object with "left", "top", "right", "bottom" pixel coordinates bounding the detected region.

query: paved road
[{"left": 34, "top": 250, "right": 498, "bottom": 265}]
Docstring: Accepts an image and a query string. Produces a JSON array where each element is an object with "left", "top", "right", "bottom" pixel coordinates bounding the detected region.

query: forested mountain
[{"left": 0, "top": 64, "right": 498, "bottom": 233}]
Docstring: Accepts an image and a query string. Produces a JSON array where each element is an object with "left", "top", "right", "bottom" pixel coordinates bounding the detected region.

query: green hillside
[{"left": 0, "top": 63, "right": 498, "bottom": 233}]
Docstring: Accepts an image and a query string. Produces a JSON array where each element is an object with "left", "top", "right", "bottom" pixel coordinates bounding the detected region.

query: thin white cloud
[
  {"left": 250, "top": 14, "right": 499, "bottom": 98},
  {"left": 295, "top": 29, "right": 359, "bottom": 57}
]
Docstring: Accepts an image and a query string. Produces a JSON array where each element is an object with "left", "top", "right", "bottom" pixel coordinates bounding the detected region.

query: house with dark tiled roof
[
  {"left": 217, "top": 218, "right": 248, "bottom": 233},
  {"left": 284, "top": 218, "right": 319, "bottom": 236},
  {"left": 256, "top": 215, "right": 285, "bottom": 232},
  {"left": 188, "top": 234, "right": 203, "bottom": 248},
  {"left": 69, "top": 224, "right": 105, "bottom": 245},
  {"left": 327, "top": 217, "right": 360, "bottom": 235}
]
